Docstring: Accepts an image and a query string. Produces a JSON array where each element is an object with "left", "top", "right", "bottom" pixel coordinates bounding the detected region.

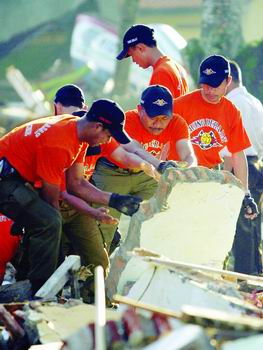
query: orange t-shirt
[
  {"left": 0, "top": 115, "right": 87, "bottom": 186},
  {"left": 106, "top": 109, "right": 189, "bottom": 168},
  {"left": 84, "top": 138, "right": 119, "bottom": 180},
  {"left": 149, "top": 56, "right": 188, "bottom": 98},
  {"left": 173, "top": 90, "right": 251, "bottom": 168},
  {"left": 0, "top": 214, "right": 21, "bottom": 283},
  {"left": 175, "top": 62, "right": 189, "bottom": 95},
  {"left": 60, "top": 138, "right": 119, "bottom": 191}
]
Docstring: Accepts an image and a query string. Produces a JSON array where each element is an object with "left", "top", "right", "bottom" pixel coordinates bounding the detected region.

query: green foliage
[
  {"left": 235, "top": 40, "right": 263, "bottom": 100},
  {"left": 35, "top": 65, "right": 91, "bottom": 103},
  {"left": 183, "top": 38, "right": 205, "bottom": 86},
  {"left": 184, "top": 35, "right": 263, "bottom": 101},
  {"left": 201, "top": 0, "right": 244, "bottom": 58}
]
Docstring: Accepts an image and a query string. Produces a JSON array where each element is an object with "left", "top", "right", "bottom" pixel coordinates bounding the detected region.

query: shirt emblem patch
[{"left": 191, "top": 130, "right": 222, "bottom": 150}]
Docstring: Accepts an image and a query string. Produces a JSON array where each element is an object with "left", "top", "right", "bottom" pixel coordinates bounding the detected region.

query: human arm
[
  {"left": 39, "top": 181, "right": 61, "bottom": 210},
  {"left": 122, "top": 140, "right": 192, "bottom": 175},
  {"left": 175, "top": 139, "right": 197, "bottom": 167},
  {"left": 232, "top": 151, "right": 249, "bottom": 191},
  {"left": 66, "top": 162, "right": 111, "bottom": 205},
  {"left": 66, "top": 162, "right": 142, "bottom": 216},
  {"left": 223, "top": 156, "right": 233, "bottom": 172},
  {"left": 110, "top": 146, "right": 160, "bottom": 180},
  {"left": 232, "top": 150, "right": 258, "bottom": 219},
  {"left": 221, "top": 146, "right": 233, "bottom": 171},
  {"left": 121, "top": 140, "right": 161, "bottom": 169},
  {"left": 60, "top": 190, "right": 118, "bottom": 224}
]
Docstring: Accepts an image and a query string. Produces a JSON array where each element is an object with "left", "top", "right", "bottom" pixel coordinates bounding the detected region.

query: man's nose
[{"left": 152, "top": 120, "right": 162, "bottom": 128}]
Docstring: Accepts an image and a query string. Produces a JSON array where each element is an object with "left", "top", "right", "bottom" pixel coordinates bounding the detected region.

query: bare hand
[
  {"left": 93, "top": 207, "right": 119, "bottom": 224},
  {"left": 141, "top": 162, "right": 160, "bottom": 181},
  {"left": 0, "top": 305, "right": 25, "bottom": 339}
]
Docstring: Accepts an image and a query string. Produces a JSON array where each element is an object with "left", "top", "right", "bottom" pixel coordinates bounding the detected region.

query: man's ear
[
  {"left": 136, "top": 43, "right": 147, "bottom": 53},
  {"left": 94, "top": 122, "right": 104, "bottom": 131},
  {"left": 54, "top": 102, "right": 63, "bottom": 115},
  {"left": 226, "top": 76, "right": 232, "bottom": 87},
  {"left": 137, "top": 104, "right": 143, "bottom": 116}
]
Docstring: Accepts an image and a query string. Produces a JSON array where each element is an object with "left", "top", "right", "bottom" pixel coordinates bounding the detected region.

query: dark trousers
[
  {"left": 60, "top": 202, "right": 109, "bottom": 303},
  {"left": 232, "top": 156, "right": 263, "bottom": 275},
  {"left": 0, "top": 176, "right": 62, "bottom": 292}
]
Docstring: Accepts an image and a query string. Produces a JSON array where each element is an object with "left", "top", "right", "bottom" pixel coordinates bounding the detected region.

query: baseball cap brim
[
  {"left": 199, "top": 75, "right": 226, "bottom": 88},
  {"left": 110, "top": 127, "right": 131, "bottom": 144},
  {"left": 146, "top": 107, "right": 173, "bottom": 118},
  {"left": 116, "top": 47, "right": 129, "bottom": 60}
]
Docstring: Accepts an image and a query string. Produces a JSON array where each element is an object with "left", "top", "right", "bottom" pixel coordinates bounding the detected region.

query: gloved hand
[
  {"left": 10, "top": 222, "right": 25, "bottom": 236},
  {"left": 157, "top": 160, "right": 180, "bottom": 174},
  {"left": 242, "top": 193, "right": 259, "bottom": 219},
  {"left": 109, "top": 193, "right": 142, "bottom": 216}
]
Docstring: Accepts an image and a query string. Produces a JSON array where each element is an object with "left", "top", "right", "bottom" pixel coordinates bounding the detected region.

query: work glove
[
  {"left": 10, "top": 222, "right": 25, "bottom": 236},
  {"left": 157, "top": 160, "right": 180, "bottom": 174},
  {"left": 109, "top": 193, "right": 142, "bottom": 216},
  {"left": 242, "top": 193, "right": 259, "bottom": 219}
]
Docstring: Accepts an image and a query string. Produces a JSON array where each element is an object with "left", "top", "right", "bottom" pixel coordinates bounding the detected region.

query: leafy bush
[
  {"left": 183, "top": 38, "right": 205, "bottom": 87},
  {"left": 235, "top": 40, "right": 263, "bottom": 101},
  {"left": 184, "top": 37, "right": 263, "bottom": 102}
]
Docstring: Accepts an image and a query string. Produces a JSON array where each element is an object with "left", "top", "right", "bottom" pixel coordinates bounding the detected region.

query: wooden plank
[
  {"left": 113, "top": 294, "right": 263, "bottom": 331},
  {"left": 113, "top": 294, "right": 181, "bottom": 319},
  {"left": 141, "top": 256, "right": 263, "bottom": 285},
  {"left": 35, "top": 255, "right": 80, "bottom": 299},
  {"left": 95, "top": 266, "right": 106, "bottom": 350}
]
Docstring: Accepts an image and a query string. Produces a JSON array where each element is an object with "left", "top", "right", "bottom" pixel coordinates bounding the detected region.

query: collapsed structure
[{"left": 1, "top": 166, "right": 263, "bottom": 350}]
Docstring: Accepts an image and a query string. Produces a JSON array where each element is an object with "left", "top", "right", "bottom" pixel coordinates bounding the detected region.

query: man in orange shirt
[
  {"left": 173, "top": 54, "right": 259, "bottom": 272},
  {"left": 116, "top": 24, "right": 188, "bottom": 98},
  {"left": 93, "top": 84, "right": 197, "bottom": 250},
  {"left": 0, "top": 99, "right": 142, "bottom": 294}
]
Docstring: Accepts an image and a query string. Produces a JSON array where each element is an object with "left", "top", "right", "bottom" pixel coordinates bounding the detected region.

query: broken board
[{"left": 106, "top": 167, "right": 244, "bottom": 299}]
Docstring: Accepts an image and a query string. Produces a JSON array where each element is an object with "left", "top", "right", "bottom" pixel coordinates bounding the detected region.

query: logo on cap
[
  {"left": 127, "top": 37, "right": 138, "bottom": 44},
  {"left": 152, "top": 99, "right": 168, "bottom": 107},
  {"left": 203, "top": 68, "right": 216, "bottom": 76},
  {"left": 98, "top": 116, "right": 112, "bottom": 125}
]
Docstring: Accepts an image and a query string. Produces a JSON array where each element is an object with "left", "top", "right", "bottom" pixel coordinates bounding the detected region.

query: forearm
[
  {"left": 61, "top": 191, "right": 101, "bottom": 217},
  {"left": 232, "top": 151, "right": 249, "bottom": 191},
  {"left": 40, "top": 181, "right": 60, "bottom": 210},
  {"left": 61, "top": 190, "right": 119, "bottom": 223},
  {"left": 183, "top": 153, "right": 197, "bottom": 167},
  {"left": 67, "top": 178, "right": 111, "bottom": 206},
  {"left": 123, "top": 140, "right": 160, "bottom": 168},
  {"left": 176, "top": 140, "right": 197, "bottom": 167},
  {"left": 112, "top": 146, "right": 152, "bottom": 170},
  {"left": 223, "top": 156, "right": 233, "bottom": 172}
]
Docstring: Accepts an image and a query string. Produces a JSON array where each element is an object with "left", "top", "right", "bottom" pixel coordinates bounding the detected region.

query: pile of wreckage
[{"left": 1, "top": 166, "right": 263, "bottom": 350}]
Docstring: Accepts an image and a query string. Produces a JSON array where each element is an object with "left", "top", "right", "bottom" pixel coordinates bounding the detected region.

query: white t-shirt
[{"left": 226, "top": 86, "right": 263, "bottom": 158}]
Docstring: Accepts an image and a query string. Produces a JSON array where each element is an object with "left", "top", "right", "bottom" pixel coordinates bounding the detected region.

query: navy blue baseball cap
[
  {"left": 199, "top": 55, "right": 230, "bottom": 88},
  {"left": 54, "top": 84, "right": 85, "bottom": 108},
  {"left": 117, "top": 24, "right": 156, "bottom": 60},
  {"left": 140, "top": 85, "right": 173, "bottom": 118},
  {"left": 86, "top": 99, "right": 131, "bottom": 144}
]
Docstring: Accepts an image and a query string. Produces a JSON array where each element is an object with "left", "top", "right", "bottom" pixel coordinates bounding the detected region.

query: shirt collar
[{"left": 226, "top": 85, "right": 247, "bottom": 98}]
